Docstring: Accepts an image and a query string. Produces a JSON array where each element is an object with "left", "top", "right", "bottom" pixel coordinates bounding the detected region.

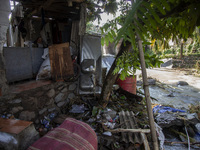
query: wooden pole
[
  {"left": 136, "top": 34, "right": 159, "bottom": 150},
  {"left": 132, "top": 0, "right": 159, "bottom": 149}
]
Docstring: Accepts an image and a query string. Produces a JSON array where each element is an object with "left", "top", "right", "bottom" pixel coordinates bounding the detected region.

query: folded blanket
[{"left": 28, "top": 118, "right": 97, "bottom": 150}]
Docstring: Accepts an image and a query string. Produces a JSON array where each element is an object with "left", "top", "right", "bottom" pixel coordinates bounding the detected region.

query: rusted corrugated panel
[
  {"left": 49, "top": 43, "right": 74, "bottom": 81},
  {"left": 119, "top": 111, "right": 143, "bottom": 144}
]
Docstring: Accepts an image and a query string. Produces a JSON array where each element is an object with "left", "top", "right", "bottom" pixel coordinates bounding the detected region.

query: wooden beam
[{"left": 31, "top": 0, "right": 55, "bottom": 15}]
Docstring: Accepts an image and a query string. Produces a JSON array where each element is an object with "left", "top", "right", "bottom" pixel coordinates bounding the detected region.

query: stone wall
[
  {"left": 0, "top": 0, "right": 11, "bottom": 95},
  {"left": 172, "top": 55, "right": 200, "bottom": 68},
  {"left": 0, "top": 81, "right": 78, "bottom": 130}
]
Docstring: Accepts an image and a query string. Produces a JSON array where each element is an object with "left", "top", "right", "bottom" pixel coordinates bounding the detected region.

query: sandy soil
[{"left": 146, "top": 68, "right": 200, "bottom": 90}]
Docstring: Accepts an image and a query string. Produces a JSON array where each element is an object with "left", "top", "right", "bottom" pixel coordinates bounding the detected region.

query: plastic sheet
[
  {"left": 153, "top": 105, "right": 186, "bottom": 113},
  {"left": 69, "top": 104, "right": 88, "bottom": 113}
]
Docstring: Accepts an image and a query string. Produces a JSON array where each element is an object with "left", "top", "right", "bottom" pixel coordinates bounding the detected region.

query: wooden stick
[
  {"left": 141, "top": 133, "right": 151, "bottom": 150},
  {"left": 108, "top": 128, "right": 150, "bottom": 133},
  {"left": 165, "top": 141, "right": 200, "bottom": 145},
  {"left": 133, "top": 1, "right": 159, "bottom": 148}
]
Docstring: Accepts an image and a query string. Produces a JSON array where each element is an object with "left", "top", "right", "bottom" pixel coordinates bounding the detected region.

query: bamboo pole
[
  {"left": 136, "top": 33, "right": 159, "bottom": 150},
  {"left": 108, "top": 128, "right": 150, "bottom": 133},
  {"left": 132, "top": 1, "right": 159, "bottom": 149}
]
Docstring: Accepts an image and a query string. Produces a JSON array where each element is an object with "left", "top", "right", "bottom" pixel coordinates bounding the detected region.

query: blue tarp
[{"left": 153, "top": 105, "right": 186, "bottom": 113}]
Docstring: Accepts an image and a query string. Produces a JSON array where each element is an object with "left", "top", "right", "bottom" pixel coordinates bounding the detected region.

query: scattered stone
[
  {"left": 57, "top": 101, "right": 66, "bottom": 108},
  {"left": 8, "top": 99, "right": 22, "bottom": 104},
  {"left": 58, "top": 85, "right": 65, "bottom": 91},
  {"left": 45, "top": 98, "right": 54, "bottom": 106},
  {"left": 47, "top": 89, "right": 55, "bottom": 98},
  {"left": 22, "top": 97, "right": 38, "bottom": 110},
  {"left": 177, "top": 81, "right": 189, "bottom": 86},
  {"left": 69, "top": 83, "right": 77, "bottom": 91},
  {"left": 48, "top": 107, "right": 56, "bottom": 112},
  {"left": 65, "top": 98, "right": 70, "bottom": 104},
  {"left": 195, "top": 123, "right": 200, "bottom": 132},
  {"left": 148, "top": 79, "right": 156, "bottom": 85},
  {"left": 187, "top": 113, "right": 199, "bottom": 124},
  {"left": 54, "top": 93, "right": 64, "bottom": 103},
  {"left": 137, "top": 80, "right": 143, "bottom": 86},
  {"left": 61, "top": 88, "right": 68, "bottom": 93},
  {"left": 167, "top": 92, "right": 175, "bottom": 97},
  {"left": 11, "top": 106, "right": 23, "bottom": 114},
  {"left": 39, "top": 108, "right": 47, "bottom": 115},
  {"left": 19, "top": 111, "right": 36, "bottom": 121},
  {"left": 68, "top": 93, "right": 75, "bottom": 100}
]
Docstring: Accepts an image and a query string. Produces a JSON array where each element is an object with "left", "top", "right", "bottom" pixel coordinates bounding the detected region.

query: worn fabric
[{"left": 28, "top": 118, "right": 97, "bottom": 150}]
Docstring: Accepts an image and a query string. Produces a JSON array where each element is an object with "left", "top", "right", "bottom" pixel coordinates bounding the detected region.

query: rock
[
  {"left": 177, "top": 81, "right": 189, "bottom": 86},
  {"left": 47, "top": 89, "right": 55, "bottom": 98},
  {"left": 54, "top": 93, "right": 64, "bottom": 103},
  {"left": 68, "top": 93, "right": 75, "bottom": 100},
  {"left": 148, "top": 79, "right": 156, "bottom": 85},
  {"left": 167, "top": 92, "right": 175, "bottom": 97},
  {"left": 61, "top": 88, "right": 68, "bottom": 93},
  {"left": 11, "top": 106, "right": 23, "bottom": 114},
  {"left": 155, "top": 112, "right": 184, "bottom": 128},
  {"left": 22, "top": 97, "right": 38, "bottom": 110},
  {"left": 187, "top": 113, "right": 199, "bottom": 124},
  {"left": 65, "top": 98, "right": 70, "bottom": 104},
  {"left": 48, "top": 107, "right": 56, "bottom": 112},
  {"left": 161, "top": 59, "right": 172, "bottom": 67},
  {"left": 45, "top": 98, "right": 54, "bottom": 106},
  {"left": 39, "top": 108, "right": 47, "bottom": 115},
  {"left": 8, "top": 99, "right": 22, "bottom": 104},
  {"left": 19, "top": 111, "right": 36, "bottom": 121},
  {"left": 69, "top": 83, "right": 77, "bottom": 91},
  {"left": 195, "top": 123, "right": 200, "bottom": 132},
  {"left": 57, "top": 101, "right": 66, "bottom": 107},
  {"left": 137, "top": 80, "right": 143, "bottom": 86}
]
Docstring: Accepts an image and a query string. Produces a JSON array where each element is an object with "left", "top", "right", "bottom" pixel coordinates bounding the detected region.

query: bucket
[{"left": 117, "top": 76, "right": 137, "bottom": 94}]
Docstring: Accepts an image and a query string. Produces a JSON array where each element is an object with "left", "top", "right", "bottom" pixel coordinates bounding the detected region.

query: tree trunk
[
  {"left": 99, "top": 40, "right": 131, "bottom": 108},
  {"left": 180, "top": 41, "right": 183, "bottom": 59}
]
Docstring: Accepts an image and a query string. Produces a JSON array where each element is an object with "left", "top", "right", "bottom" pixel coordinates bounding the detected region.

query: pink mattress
[{"left": 28, "top": 118, "right": 97, "bottom": 150}]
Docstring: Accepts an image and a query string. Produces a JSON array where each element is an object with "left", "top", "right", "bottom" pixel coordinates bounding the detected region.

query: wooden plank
[
  {"left": 49, "top": 43, "right": 74, "bottom": 81},
  {"left": 0, "top": 118, "right": 32, "bottom": 134}
]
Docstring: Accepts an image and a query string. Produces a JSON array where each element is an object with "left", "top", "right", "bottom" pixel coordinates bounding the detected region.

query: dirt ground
[{"left": 146, "top": 68, "right": 200, "bottom": 89}]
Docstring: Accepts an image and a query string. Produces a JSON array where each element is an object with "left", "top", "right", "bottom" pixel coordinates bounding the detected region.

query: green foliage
[
  {"left": 113, "top": 51, "right": 163, "bottom": 80},
  {"left": 99, "top": 0, "right": 200, "bottom": 79},
  {"left": 195, "top": 60, "right": 200, "bottom": 74}
]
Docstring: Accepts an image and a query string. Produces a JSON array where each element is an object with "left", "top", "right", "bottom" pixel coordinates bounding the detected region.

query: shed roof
[{"left": 13, "top": 0, "right": 85, "bottom": 20}]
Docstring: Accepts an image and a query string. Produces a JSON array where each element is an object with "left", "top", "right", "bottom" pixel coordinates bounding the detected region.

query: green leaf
[
  {"left": 160, "top": 0, "right": 171, "bottom": 11},
  {"left": 101, "top": 37, "right": 105, "bottom": 46}
]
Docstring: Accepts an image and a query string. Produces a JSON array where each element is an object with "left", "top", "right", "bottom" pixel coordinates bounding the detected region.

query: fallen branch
[
  {"left": 165, "top": 141, "right": 200, "bottom": 145},
  {"left": 107, "top": 128, "right": 150, "bottom": 133}
]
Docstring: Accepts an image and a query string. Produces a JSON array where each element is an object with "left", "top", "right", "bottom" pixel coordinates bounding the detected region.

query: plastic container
[{"left": 117, "top": 75, "right": 137, "bottom": 94}]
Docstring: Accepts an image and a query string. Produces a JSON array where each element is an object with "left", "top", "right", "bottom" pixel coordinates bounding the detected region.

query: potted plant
[{"left": 113, "top": 50, "right": 163, "bottom": 94}]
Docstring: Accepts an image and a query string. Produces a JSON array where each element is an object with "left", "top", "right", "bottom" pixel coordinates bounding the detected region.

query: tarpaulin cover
[
  {"left": 28, "top": 118, "right": 97, "bottom": 150},
  {"left": 153, "top": 105, "right": 186, "bottom": 113}
]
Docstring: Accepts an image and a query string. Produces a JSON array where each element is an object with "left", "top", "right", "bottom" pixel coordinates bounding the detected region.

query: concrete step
[{"left": 0, "top": 118, "right": 39, "bottom": 150}]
